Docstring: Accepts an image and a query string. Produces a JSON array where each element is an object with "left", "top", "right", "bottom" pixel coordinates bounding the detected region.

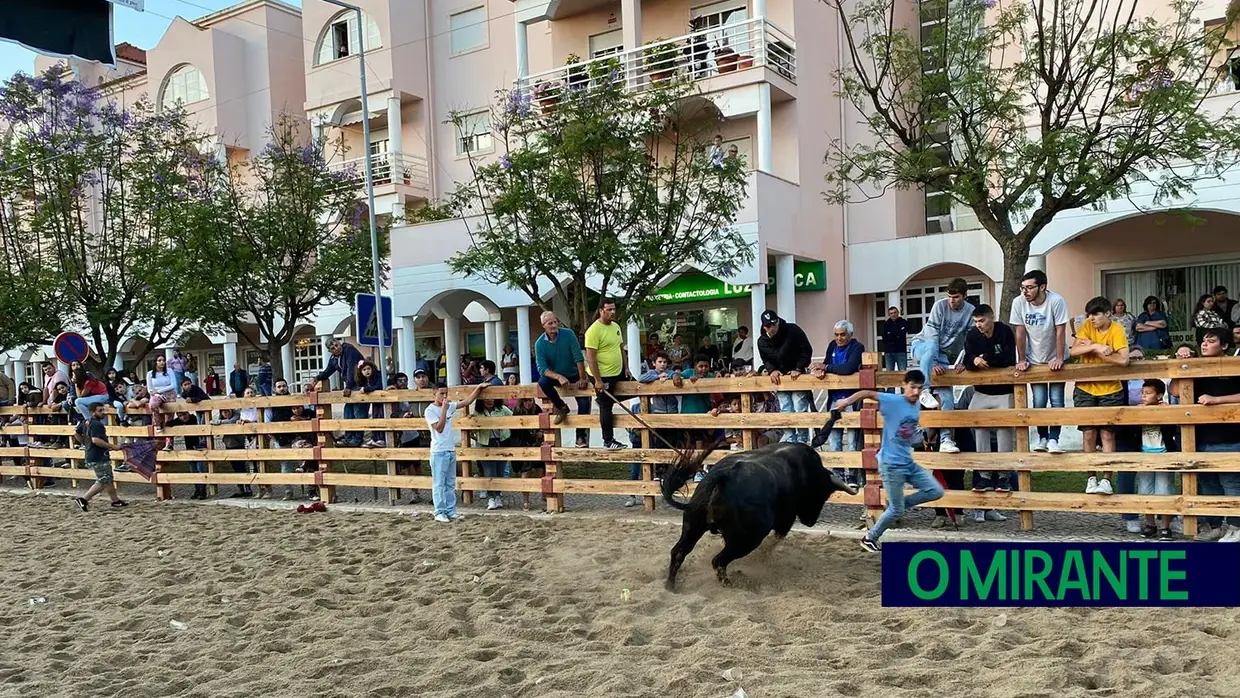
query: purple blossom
[
  {"left": 500, "top": 154, "right": 511, "bottom": 170},
  {"left": 981, "top": 0, "right": 997, "bottom": 7},
  {"left": 505, "top": 89, "right": 532, "bottom": 118}
]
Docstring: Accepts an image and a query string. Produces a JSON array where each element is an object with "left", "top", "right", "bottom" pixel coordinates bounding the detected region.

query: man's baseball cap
[
  {"left": 412, "top": 368, "right": 428, "bottom": 377},
  {"left": 760, "top": 310, "right": 781, "bottom": 327}
]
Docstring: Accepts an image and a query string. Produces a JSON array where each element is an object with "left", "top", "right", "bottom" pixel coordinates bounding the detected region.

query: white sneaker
[
  {"left": 1196, "top": 524, "right": 1226, "bottom": 542},
  {"left": 1085, "top": 476, "right": 1099, "bottom": 494},
  {"left": 1220, "top": 527, "right": 1240, "bottom": 543},
  {"left": 1171, "top": 517, "right": 1184, "bottom": 534},
  {"left": 1046, "top": 439, "right": 1064, "bottom": 454},
  {"left": 973, "top": 510, "right": 986, "bottom": 523},
  {"left": 1095, "top": 478, "right": 1113, "bottom": 495},
  {"left": 939, "top": 438, "right": 960, "bottom": 454},
  {"left": 1125, "top": 520, "right": 1143, "bottom": 534},
  {"left": 984, "top": 510, "right": 1007, "bottom": 522},
  {"left": 931, "top": 515, "right": 947, "bottom": 529},
  {"left": 434, "top": 514, "right": 450, "bottom": 523},
  {"left": 623, "top": 496, "right": 639, "bottom": 508},
  {"left": 1032, "top": 437, "right": 1048, "bottom": 452},
  {"left": 486, "top": 497, "right": 502, "bottom": 510},
  {"left": 918, "top": 391, "right": 940, "bottom": 410}
]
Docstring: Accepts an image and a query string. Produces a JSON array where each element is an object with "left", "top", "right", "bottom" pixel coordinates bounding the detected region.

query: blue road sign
[{"left": 355, "top": 293, "right": 393, "bottom": 347}]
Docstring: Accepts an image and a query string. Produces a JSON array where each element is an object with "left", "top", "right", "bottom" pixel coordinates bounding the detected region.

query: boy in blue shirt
[{"left": 832, "top": 369, "right": 945, "bottom": 552}]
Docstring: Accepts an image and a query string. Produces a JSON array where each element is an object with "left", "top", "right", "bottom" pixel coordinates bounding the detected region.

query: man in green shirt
[{"left": 584, "top": 299, "right": 628, "bottom": 450}]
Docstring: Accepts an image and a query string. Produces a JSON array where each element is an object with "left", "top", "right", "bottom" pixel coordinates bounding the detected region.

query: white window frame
[
  {"left": 314, "top": 11, "right": 383, "bottom": 66},
  {"left": 161, "top": 64, "right": 209, "bottom": 109},
  {"left": 454, "top": 110, "right": 494, "bottom": 157},
  {"left": 292, "top": 338, "right": 324, "bottom": 394},
  {"left": 589, "top": 29, "right": 624, "bottom": 59},
  {"left": 872, "top": 277, "right": 987, "bottom": 354},
  {"left": 691, "top": 0, "right": 751, "bottom": 61},
  {"left": 449, "top": 6, "right": 489, "bottom": 56}
]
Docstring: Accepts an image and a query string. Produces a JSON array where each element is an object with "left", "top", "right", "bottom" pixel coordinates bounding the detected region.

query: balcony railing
[
  {"left": 515, "top": 18, "right": 796, "bottom": 108},
  {"left": 329, "top": 152, "right": 430, "bottom": 191}
]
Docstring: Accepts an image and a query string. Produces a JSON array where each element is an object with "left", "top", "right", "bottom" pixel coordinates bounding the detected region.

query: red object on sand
[{"left": 932, "top": 470, "right": 956, "bottom": 525}]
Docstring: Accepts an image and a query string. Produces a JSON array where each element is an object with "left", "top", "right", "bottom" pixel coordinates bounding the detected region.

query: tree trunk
[
  {"left": 565, "top": 277, "right": 591, "bottom": 337},
  {"left": 267, "top": 338, "right": 286, "bottom": 387},
  {"left": 996, "top": 240, "right": 1031, "bottom": 322}
]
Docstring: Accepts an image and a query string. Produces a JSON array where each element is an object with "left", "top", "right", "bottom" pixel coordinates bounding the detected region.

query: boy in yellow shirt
[{"left": 1069, "top": 296, "right": 1130, "bottom": 495}]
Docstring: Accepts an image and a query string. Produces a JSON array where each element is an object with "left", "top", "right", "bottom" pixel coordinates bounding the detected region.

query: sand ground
[{"left": 2, "top": 492, "right": 1238, "bottom": 698}]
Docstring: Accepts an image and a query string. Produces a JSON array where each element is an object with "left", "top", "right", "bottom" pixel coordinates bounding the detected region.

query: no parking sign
[{"left": 53, "top": 332, "right": 90, "bottom": 365}]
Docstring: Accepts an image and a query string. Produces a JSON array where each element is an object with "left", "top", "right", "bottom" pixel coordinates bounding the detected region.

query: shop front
[{"left": 640, "top": 260, "right": 826, "bottom": 370}]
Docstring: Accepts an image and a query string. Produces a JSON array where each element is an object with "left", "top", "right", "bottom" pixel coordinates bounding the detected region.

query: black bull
[{"left": 661, "top": 411, "right": 856, "bottom": 589}]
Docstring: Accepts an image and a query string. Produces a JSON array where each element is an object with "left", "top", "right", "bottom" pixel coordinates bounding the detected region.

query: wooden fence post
[
  {"left": 639, "top": 395, "right": 655, "bottom": 512},
  {"left": 459, "top": 400, "right": 475, "bottom": 507},
  {"left": 858, "top": 364, "right": 883, "bottom": 526},
  {"left": 540, "top": 407, "right": 563, "bottom": 513},
  {"left": 1012, "top": 384, "right": 1033, "bottom": 530},
  {"left": 386, "top": 400, "right": 401, "bottom": 505},
  {"left": 313, "top": 393, "right": 333, "bottom": 504},
  {"left": 1179, "top": 381, "right": 1198, "bottom": 538}
]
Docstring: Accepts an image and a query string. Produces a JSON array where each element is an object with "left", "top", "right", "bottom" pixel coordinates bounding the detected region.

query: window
[
  {"left": 450, "top": 7, "right": 488, "bottom": 55},
  {"left": 454, "top": 111, "right": 493, "bottom": 156},
  {"left": 161, "top": 64, "right": 209, "bottom": 109},
  {"left": 924, "top": 143, "right": 953, "bottom": 234},
  {"left": 589, "top": 29, "right": 623, "bottom": 59},
  {"left": 872, "top": 280, "right": 986, "bottom": 354},
  {"left": 1103, "top": 259, "right": 1240, "bottom": 346},
  {"left": 314, "top": 11, "right": 382, "bottom": 65},
  {"left": 292, "top": 338, "right": 324, "bottom": 394},
  {"left": 691, "top": 0, "right": 751, "bottom": 67}
]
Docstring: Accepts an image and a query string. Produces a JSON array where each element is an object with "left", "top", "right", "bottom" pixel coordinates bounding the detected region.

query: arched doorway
[{"left": 867, "top": 262, "right": 991, "bottom": 353}]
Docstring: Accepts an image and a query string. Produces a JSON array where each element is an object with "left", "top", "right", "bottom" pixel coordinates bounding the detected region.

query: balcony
[
  {"left": 515, "top": 18, "right": 796, "bottom": 110},
  {"left": 329, "top": 151, "right": 430, "bottom": 196}
]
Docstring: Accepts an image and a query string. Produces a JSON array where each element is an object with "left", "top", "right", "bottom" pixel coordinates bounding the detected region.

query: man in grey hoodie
[{"left": 908, "top": 277, "right": 974, "bottom": 453}]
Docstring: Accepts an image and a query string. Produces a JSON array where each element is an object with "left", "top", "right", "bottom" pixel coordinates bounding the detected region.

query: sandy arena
[{"left": 2, "top": 493, "right": 1238, "bottom": 698}]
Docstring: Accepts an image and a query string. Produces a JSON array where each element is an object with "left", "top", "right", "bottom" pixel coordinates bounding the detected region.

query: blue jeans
[
  {"left": 480, "top": 457, "right": 505, "bottom": 498},
  {"left": 191, "top": 461, "right": 207, "bottom": 495},
  {"left": 72, "top": 394, "right": 110, "bottom": 422},
  {"left": 1030, "top": 382, "right": 1065, "bottom": 441},
  {"left": 883, "top": 352, "right": 907, "bottom": 372},
  {"left": 777, "top": 390, "right": 812, "bottom": 443},
  {"left": 343, "top": 401, "right": 368, "bottom": 445},
  {"left": 430, "top": 451, "right": 458, "bottom": 517},
  {"left": 172, "top": 371, "right": 185, "bottom": 395},
  {"left": 1116, "top": 470, "right": 1139, "bottom": 522},
  {"left": 1197, "top": 443, "right": 1240, "bottom": 528},
  {"left": 869, "top": 460, "right": 945, "bottom": 541},
  {"left": 538, "top": 374, "right": 592, "bottom": 445},
  {"left": 827, "top": 401, "right": 862, "bottom": 483},
  {"left": 911, "top": 338, "right": 955, "bottom": 440}
]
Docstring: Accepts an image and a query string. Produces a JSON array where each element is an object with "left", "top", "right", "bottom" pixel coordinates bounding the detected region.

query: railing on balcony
[
  {"left": 329, "top": 152, "right": 430, "bottom": 191},
  {"left": 514, "top": 18, "right": 796, "bottom": 108}
]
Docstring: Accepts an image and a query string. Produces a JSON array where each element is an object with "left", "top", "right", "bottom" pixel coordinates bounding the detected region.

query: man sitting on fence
[
  {"left": 907, "top": 277, "right": 974, "bottom": 453},
  {"left": 534, "top": 311, "right": 592, "bottom": 447}
]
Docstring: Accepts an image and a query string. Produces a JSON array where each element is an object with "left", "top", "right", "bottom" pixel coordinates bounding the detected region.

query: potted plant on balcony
[
  {"left": 714, "top": 42, "right": 739, "bottom": 73},
  {"left": 565, "top": 53, "right": 588, "bottom": 91},
  {"left": 644, "top": 39, "right": 679, "bottom": 82},
  {"left": 533, "top": 80, "right": 563, "bottom": 113},
  {"left": 735, "top": 53, "right": 754, "bottom": 70}
]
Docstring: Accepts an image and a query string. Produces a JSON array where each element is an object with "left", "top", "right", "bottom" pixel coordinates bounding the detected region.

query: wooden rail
[{"left": 3, "top": 354, "right": 1239, "bottom": 536}]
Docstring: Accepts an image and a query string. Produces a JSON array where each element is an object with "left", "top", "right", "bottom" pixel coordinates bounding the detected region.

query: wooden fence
[{"left": 3, "top": 353, "right": 1239, "bottom": 537}]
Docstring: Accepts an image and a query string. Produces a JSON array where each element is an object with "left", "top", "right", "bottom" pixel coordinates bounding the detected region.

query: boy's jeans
[
  {"left": 430, "top": 451, "right": 458, "bottom": 517},
  {"left": 1198, "top": 443, "right": 1240, "bottom": 529},
  {"left": 869, "top": 460, "right": 945, "bottom": 541},
  {"left": 827, "top": 402, "right": 862, "bottom": 484},
  {"left": 1030, "top": 382, "right": 1065, "bottom": 441},
  {"left": 910, "top": 338, "right": 956, "bottom": 442},
  {"left": 777, "top": 391, "right": 811, "bottom": 443},
  {"left": 72, "top": 394, "right": 110, "bottom": 422}
]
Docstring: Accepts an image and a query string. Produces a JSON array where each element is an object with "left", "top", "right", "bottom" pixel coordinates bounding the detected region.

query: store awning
[{"left": 0, "top": 0, "right": 115, "bottom": 66}]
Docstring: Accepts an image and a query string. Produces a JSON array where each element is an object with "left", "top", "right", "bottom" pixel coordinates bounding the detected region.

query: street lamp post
[{"left": 322, "top": 0, "right": 388, "bottom": 385}]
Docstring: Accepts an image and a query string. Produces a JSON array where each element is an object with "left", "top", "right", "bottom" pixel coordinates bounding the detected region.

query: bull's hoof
[
  {"left": 665, "top": 579, "right": 678, "bottom": 592},
  {"left": 715, "top": 569, "right": 732, "bottom": 586}
]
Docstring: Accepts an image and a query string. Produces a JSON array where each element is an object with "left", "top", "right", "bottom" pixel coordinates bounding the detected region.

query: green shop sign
[{"left": 648, "top": 261, "right": 826, "bottom": 306}]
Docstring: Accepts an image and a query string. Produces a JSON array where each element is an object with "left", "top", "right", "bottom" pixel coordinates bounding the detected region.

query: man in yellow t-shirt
[
  {"left": 584, "top": 300, "right": 628, "bottom": 450},
  {"left": 1069, "top": 295, "right": 1131, "bottom": 496}
]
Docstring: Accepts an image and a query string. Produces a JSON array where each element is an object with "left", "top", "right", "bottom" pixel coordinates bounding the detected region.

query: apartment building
[{"left": 6, "top": 0, "right": 1240, "bottom": 390}]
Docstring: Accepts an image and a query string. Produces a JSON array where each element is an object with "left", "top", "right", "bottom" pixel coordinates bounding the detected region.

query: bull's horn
[{"left": 828, "top": 469, "right": 858, "bottom": 495}]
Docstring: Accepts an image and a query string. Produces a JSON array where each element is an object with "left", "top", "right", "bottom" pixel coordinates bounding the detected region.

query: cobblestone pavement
[{"left": 3, "top": 472, "right": 1162, "bottom": 543}]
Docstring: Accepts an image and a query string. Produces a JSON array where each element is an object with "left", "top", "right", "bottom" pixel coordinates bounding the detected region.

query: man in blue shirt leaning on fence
[{"left": 534, "top": 311, "right": 593, "bottom": 448}]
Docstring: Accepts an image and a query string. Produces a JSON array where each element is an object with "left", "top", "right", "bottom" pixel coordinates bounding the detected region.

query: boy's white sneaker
[
  {"left": 972, "top": 509, "right": 986, "bottom": 523},
  {"left": 1125, "top": 520, "right": 1143, "bottom": 534},
  {"left": 1220, "top": 527, "right": 1240, "bottom": 543},
  {"left": 918, "top": 392, "right": 940, "bottom": 410},
  {"left": 1085, "top": 476, "right": 1099, "bottom": 494},
  {"left": 434, "top": 514, "right": 450, "bottom": 523},
  {"left": 1046, "top": 439, "right": 1064, "bottom": 454},
  {"left": 939, "top": 438, "right": 960, "bottom": 454},
  {"left": 1032, "top": 437, "right": 1048, "bottom": 452},
  {"left": 984, "top": 510, "right": 1007, "bottom": 522},
  {"left": 486, "top": 497, "right": 502, "bottom": 510},
  {"left": 1095, "top": 478, "right": 1113, "bottom": 495}
]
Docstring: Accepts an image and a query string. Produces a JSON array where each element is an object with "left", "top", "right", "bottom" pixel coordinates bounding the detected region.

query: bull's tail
[
  {"left": 808, "top": 409, "right": 844, "bottom": 450},
  {"left": 660, "top": 442, "right": 719, "bottom": 511}
]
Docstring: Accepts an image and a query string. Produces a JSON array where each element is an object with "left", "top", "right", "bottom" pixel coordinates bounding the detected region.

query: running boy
[
  {"left": 833, "top": 370, "right": 944, "bottom": 552},
  {"left": 73, "top": 402, "right": 127, "bottom": 512},
  {"left": 425, "top": 382, "right": 485, "bottom": 523}
]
